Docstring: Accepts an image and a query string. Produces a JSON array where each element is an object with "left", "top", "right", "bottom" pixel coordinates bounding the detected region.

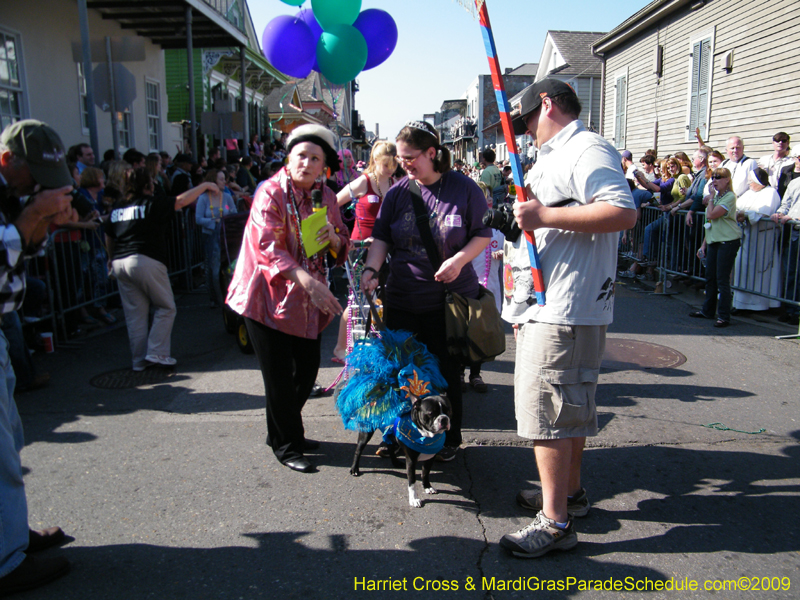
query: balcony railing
[{"left": 202, "top": 0, "right": 244, "bottom": 31}]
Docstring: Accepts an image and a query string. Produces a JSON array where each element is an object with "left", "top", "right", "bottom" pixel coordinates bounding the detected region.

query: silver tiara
[{"left": 405, "top": 121, "right": 438, "bottom": 139}]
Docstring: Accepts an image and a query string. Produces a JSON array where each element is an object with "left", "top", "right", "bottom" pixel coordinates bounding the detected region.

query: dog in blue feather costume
[
  {"left": 335, "top": 328, "right": 452, "bottom": 506},
  {"left": 335, "top": 328, "right": 447, "bottom": 433}
]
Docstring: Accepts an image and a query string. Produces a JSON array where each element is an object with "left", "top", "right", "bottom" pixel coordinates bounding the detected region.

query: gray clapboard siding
[{"left": 598, "top": 0, "right": 800, "bottom": 158}]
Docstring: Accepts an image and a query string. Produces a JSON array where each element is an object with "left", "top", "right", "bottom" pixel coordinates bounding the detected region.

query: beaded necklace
[
  {"left": 370, "top": 173, "right": 394, "bottom": 201},
  {"left": 286, "top": 181, "right": 325, "bottom": 275},
  {"left": 481, "top": 244, "right": 492, "bottom": 287},
  {"left": 425, "top": 175, "right": 444, "bottom": 221},
  {"left": 209, "top": 190, "right": 221, "bottom": 219}
]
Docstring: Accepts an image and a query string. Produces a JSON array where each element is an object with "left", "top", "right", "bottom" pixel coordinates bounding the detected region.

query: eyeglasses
[
  {"left": 711, "top": 175, "right": 728, "bottom": 180},
  {"left": 397, "top": 152, "right": 424, "bottom": 166}
]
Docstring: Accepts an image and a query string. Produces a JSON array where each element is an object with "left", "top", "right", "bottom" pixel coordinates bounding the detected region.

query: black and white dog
[{"left": 349, "top": 394, "right": 452, "bottom": 508}]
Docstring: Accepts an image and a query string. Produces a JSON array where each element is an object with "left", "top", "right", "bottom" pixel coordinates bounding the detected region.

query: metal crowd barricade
[
  {"left": 620, "top": 204, "right": 800, "bottom": 315},
  {"left": 41, "top": 209, "right": 207, "bottom": 344}
]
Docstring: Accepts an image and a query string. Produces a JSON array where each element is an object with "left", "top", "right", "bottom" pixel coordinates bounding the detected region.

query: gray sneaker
[
  {"left": 516, "top": 487, "right": 590, "bottom": 517},
  {"left": 500, "top": 511, "right": 578, "bottom": 558}
]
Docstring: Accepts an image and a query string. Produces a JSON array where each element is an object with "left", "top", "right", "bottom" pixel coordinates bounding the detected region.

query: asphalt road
[{"left": 15, "top": 281, "right": 800, "bottom": 599}]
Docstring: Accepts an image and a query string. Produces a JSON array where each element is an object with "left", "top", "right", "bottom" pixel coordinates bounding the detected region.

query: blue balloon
[
  {"left": 262, "top": 15, "right": 316, "bottom": 78},
  {"left": 297, "top": 9, "right": 323, "bottom": 72},
  {"left": 354, "top": 9, "right": 398, "bottom": 71}
]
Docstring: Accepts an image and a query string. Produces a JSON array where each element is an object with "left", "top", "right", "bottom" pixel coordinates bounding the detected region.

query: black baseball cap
[
  {"left": 511, "top": 79, "right": 577, "bottom": 136},
  {"left": 0, "top": 119, "right": 72, "bottom": 188}
]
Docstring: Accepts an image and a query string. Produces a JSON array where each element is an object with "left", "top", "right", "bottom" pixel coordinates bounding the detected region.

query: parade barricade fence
[
  {"left": 24, "top": 202, "right": 800, "bottom": 344},
  {"left": 619, "top": 205, "right": 800, "bottom": 313},
  {"left": 37, "top": 208, "right": 206, "bottom": 344}
]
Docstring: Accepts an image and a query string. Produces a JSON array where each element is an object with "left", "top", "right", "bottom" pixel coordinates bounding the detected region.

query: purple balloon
[
  {"left": 262, "top": 15, "right": 316, "bottom": 78},
  {"left": 354, "top": 9, "right": 398, "bottom": 71},
  {"left": 296, "top": 9, "right": 323, "bottom": 72}
]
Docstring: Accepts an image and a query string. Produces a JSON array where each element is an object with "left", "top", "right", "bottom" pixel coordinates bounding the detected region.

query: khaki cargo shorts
[{"left": 514, "top": 321, "right": 607, "bottom": 440}]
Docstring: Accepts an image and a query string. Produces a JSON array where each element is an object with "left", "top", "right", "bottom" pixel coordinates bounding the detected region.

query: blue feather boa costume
[{"left": 335, "top": 329, "right": 447, "bottom": 432}]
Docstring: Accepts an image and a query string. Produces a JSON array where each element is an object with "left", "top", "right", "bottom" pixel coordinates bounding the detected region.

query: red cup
[{"left": 41, "top": 332, "right": 54, "bottom": 353}]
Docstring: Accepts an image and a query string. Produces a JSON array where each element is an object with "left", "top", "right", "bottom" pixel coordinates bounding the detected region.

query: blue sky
[{"left": 249, "top": 0, "right": 654, "bottom": 140}]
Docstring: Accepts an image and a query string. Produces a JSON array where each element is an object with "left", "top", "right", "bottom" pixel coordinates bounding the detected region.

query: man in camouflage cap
[{"left": 0, "top": 119, "right": 76, "bottom": 594}]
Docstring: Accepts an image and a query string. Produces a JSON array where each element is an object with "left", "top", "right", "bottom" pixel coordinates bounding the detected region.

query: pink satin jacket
[{"left": 225, "top": 168, "right": 350, "bottom": 339}]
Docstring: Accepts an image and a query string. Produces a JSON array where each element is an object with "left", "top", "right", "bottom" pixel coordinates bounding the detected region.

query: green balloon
[
  {"left": 316, "top": 25, "right": 367, "bottom": 85},
  {"left": 280, "top": 0, "right": 305, "bottom": 6},
  {"left": 311, "top": 0, "right": 361, "bottom": 30}
]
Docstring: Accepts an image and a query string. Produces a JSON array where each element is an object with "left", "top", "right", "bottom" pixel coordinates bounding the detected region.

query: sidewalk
[{"left": 15, "top": 286, "right": 800, "bottom": 599}]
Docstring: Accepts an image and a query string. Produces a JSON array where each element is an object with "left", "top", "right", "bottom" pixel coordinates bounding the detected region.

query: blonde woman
[
  {"left": 331, "top": 142, "right": 398, "bottom": 362},
  {"left": 105, "top": 160, "right": 133, "bottom": 203},
  {"left": 336, "top": 141, "right": 398, "bottom": 242},
  {"left": 690, "top": 167, "right": 742, "bottom": 327}
]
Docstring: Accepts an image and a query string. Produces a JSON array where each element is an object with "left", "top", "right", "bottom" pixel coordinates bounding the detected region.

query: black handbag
[{"left": 408, "top": 179, "right": 506, "bottom": 363}]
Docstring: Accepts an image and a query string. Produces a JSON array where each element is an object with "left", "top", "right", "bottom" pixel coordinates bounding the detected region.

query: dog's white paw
[
  {"left": 424, "top": 486, "right": 437, "bottom": 495},
  {"left": 408, "top": 486, "right": 422, "bottom": 508}
]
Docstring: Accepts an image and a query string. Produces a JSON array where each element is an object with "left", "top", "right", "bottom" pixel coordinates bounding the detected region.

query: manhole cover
[
  {"left": 602, "top": 338, "right": 686, "bottom": 371},
  {"left": 90, "top": 367, "right": 175, "bottom": 389}
]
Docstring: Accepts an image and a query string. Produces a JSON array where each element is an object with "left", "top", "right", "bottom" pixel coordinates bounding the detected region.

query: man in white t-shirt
[
  {"left": 499, "top": 79, "right": 636, "bottom": 559},
  {"left": 722, "top": 136, "right": 757, "bottom": 197},
  {"left": 758, "top": 132, "right": 794, "bottom": 188},
  {"left": 621, "top": 150, "right": 636, "bottom": 181}
]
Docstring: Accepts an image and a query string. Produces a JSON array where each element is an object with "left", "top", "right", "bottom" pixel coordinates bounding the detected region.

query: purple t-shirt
[
  {"left": 652, "top": 177, "right": 676, "bottom": 205},
  {"left": 372, "top": 171, "right": 492, "bottom": 313}
]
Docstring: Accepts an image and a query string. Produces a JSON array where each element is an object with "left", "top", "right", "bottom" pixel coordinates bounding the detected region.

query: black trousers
[
  {"left": 384, "top": 306, "right": 463, "bottom": 447},
  {"left": 244, "top": 318, "right": 321, "bottom": 463},
  {"left": 702, "top": 239, "right": 741, "bottom": 322}
]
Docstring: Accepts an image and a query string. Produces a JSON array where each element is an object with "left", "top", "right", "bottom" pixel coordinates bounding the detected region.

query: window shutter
[
  {"left": 689, "top": 41, "right": 701, "bottom": 133},
  {"left": 696, "top": 39, "right": 711, "bottom": 139},
  {"left": 615, "top": 75, "right": 627, "bottom": 149}
]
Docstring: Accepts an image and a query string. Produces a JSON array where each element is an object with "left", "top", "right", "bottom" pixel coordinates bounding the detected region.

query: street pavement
[{"left": 15, "top": 281, "right": 800, "bottom": 599}]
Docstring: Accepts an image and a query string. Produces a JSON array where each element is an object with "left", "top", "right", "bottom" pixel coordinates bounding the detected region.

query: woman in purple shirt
[{"left": 361, "top": 121, "right": 491, "bottom": 461}]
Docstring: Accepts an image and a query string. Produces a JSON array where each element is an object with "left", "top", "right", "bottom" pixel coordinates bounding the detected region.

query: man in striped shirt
[{"left": 0, "top": 120, "right": 76, "bottom": 594}]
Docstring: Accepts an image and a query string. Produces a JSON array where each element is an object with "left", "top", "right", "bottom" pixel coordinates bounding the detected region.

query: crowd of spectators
[
  {"left": 5, "top": 131, "right": 299, "bottom": 393},
  {"left": 444, "top": 132, "right": 800, "bottom": 328},
  {"left": 616, "top": 132, "right": 800, "bottom": 326}
]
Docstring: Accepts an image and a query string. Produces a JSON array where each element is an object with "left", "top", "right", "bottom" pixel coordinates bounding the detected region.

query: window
[
  {"left": 77, "top": 62, "right": 89, "bottom": 133},
  {"left": 686, "top": 28, "right": 714, "bottom": 142},
  {"left": 0, "top": 28, "right": 26, "bottom": 129},
  {"left": 226, "top": 0, "right": 243, "bottom": 30},
  {"left": 145, "top": 79, "right": 161, "bottom": 152},
  {"left": 612, "top": 69, "right": 627, "bottom": 149},
  {"left": 117, "top": 109, "right": 132, "bottom": 151}
]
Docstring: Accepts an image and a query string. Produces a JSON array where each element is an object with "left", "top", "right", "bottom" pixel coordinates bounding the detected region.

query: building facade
[{"left": 592, "top": 0, "right": 800, "bottom": 158}]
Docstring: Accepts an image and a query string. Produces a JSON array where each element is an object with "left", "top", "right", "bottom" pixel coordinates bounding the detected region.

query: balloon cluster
[{"left": 263, "top": 0, "right": 398, "bottom": 85}]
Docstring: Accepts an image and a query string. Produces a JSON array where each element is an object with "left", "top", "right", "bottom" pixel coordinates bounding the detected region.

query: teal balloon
[
  {"left": 311, "top": 0, "right": 361, "bottom": 30},
  {"left": 316, "top": 25, "right": 367, "bottom": 84},
  {"left": 280, "top": 0, "right": 305, "bottom": 6}
]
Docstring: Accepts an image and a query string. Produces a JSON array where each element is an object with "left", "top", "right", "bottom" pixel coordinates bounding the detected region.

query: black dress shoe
[
  {"left": 0, "top": 555, "right": 70, "bottom": 595},
  {"left": 302, "top": 439, "right": 320, "bottom": 451},
  {"left": 283, "top": 457, "right": 312, "bottom": 472},
  {"left": 28, "top": 527, "right": 66, "bottom": 553}
]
